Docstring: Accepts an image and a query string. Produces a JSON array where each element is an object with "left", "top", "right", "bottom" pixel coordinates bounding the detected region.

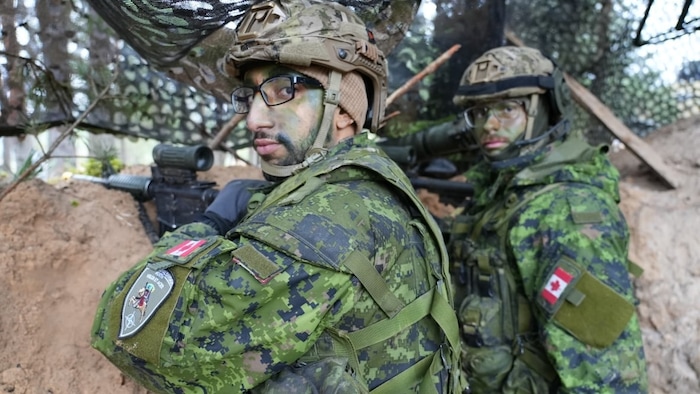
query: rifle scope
[
  {"left": 152, "top": 144, "right": 214, "bottom": 171},
  {"left": 379, "top": 117, "right": 477, "bottom": 164}
]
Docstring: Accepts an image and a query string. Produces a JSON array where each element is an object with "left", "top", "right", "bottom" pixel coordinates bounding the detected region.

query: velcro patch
[
  {"left": 119, "top": 267, "right": 174, "bottom": 339},
  {"left": 567, "top": 194, "right": 603, "bottom": 224},
  {"left": 553, "top": 269, "right": 635, "bottom": 348},
  {"left": 537, "top": 257, "right": 635, "bottom": 347},
  {"left": 231, "top": 244, "right": 284, "bottom": 284}
]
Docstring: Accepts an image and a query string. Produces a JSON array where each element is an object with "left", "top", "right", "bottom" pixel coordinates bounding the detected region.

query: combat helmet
[
  {"left": 453, "top": 46, "right": 572, "bottom": 161},
  {"left": 226, "top": 0, "right": 388, "bottom": 178}
]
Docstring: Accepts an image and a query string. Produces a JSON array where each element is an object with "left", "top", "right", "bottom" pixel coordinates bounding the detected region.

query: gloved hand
[{"left": 199, "top": 179, "right": 272, "bottom": 235}]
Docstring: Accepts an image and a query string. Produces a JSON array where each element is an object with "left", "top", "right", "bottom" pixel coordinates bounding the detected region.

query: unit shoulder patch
[{"left": 118, "top": 267, "right": 174, "bottom": 339}]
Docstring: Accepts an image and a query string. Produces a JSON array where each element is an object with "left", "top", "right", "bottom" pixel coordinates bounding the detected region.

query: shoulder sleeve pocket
[{"left": 537, "top": 257, "right": 635, "bottom": 348}]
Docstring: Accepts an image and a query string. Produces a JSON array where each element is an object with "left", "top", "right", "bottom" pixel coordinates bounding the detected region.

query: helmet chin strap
[
  {"left": 487, "top": 118, "right": 571, "bottom": 171},
  {"left": 260, "top": 70, "right": 343, "bottom": 179},
  {"left": 513, "top": 118, "right": 570, "bottom": 148},
  {"left": 522, "top": 94, "right": 539, "bottom": 141}
]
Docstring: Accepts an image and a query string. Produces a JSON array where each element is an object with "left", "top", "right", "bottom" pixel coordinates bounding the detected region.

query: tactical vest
[
  {"left": 233, "top": 146, "right": 465, "bottom": 394},
  {"left": 449, "top": 176, "right": 643, "bottom": 393},
  {"left": 449, "top": 183, "right": 563, "bottom": 393}
]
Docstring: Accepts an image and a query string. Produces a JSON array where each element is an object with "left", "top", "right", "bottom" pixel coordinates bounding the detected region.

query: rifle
[
  {"left": 73, "top": 144, "right": 219, "bottom": 242},
  {"left": 76, "top": 122, "right": 477, "bottom": 241},
  {"left": 378, "top": 117, "right": 480, "bottom": 206}
]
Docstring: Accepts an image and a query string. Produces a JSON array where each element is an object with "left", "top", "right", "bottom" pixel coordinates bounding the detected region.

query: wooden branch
[
  {"left": 378, "top": 110, "right": 401, "bottom": 130},
  {"left": 505, "top": 30, "right": 682, "bottom": 189},
  {"left": 208, "top": 112, "right": 246, "bottom": 150},
  {"left": 0, "top": 69, "right": 120, "bottom": 202},
  {"left": 200, "top": 116, "right": 255, "bottom": 167},
  {"left": 385, "top": 44, "right": 462, "bottom": 108},
  {"left": 564, "top": 75, "right": 682, "bottom": 189}
]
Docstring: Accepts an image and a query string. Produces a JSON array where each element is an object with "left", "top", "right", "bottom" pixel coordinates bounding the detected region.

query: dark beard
[{"left": 253, "top": 131, "right": 305, "bottom": 166}]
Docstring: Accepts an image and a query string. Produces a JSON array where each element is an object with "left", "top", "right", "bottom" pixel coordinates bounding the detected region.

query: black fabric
[
  {"left": 456, "top": 76, "right": 555, "bottom": 97},
  {"left": 193, "top": 211, "right": 229, "bottom": 235},
  {"left": 199, "top": 179, "right": 273, "bottom": 235}
]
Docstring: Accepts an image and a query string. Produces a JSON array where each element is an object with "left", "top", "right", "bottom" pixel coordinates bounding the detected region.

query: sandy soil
[{"left": 1, "top": 116, "right": 699, "bottom": 393}]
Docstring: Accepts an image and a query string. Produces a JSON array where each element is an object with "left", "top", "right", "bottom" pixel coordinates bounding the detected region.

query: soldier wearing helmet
[
  {"left": 91, "top": 1, "right": 465, "bottom": 393},
  {"left": 446, "top": 46, "right": 649, "bottom": 393},
  {"left": 225, "top": 0, "right": 389, "bottom": 180}
]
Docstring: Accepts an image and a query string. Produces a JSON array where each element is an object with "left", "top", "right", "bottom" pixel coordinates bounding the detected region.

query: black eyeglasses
[{"left": 231, "top": 75, "right": 323, "bottom": 114}]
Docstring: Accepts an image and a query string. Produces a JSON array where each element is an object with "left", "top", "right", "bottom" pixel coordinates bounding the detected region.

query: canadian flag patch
[{"left": 541, "top": 267, "right": 573, "bottom": 305}]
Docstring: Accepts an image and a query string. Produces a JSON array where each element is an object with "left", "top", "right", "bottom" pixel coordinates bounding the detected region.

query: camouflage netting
[
  {"left": 505, "top": 0, "right": 700, "bottom": 144},
  {"left": 0, "top": 0, "right": 698, "bottom": 158},
  {"left": 0, "top": 0, "right": 418, "bottom": 153}
]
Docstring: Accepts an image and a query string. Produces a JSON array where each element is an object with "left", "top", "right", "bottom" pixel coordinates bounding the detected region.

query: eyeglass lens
[
  {"left": 231, "top": 76, "right": 321, "bottom": 114},
  {"left": 464, "top": 100, "right": 523, "bottom": 127}
]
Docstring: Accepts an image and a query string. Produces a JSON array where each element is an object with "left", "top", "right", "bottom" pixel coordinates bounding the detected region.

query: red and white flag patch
[
  {"left": 166, "top": 239, "right": 207, "bottom": 258},
  {"left": 541, "top": 267, "right": 573, "bottom": 305}
]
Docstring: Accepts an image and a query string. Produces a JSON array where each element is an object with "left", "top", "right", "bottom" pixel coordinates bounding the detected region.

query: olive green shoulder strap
[{"left": 291, "top": 149, "right": 463, "bottom": 393}]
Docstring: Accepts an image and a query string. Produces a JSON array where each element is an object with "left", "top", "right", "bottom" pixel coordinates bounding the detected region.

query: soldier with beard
[{"left": 91, "top": 1, "right": 465, "bottom": 393}]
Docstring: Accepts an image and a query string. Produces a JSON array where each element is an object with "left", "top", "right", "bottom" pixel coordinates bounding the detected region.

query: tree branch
[
  {"left": 0, "top": 68, "right": 120, "bottom": 202},
  {"left": 385, "top": 44, "right": 462, "bottom": 109}
]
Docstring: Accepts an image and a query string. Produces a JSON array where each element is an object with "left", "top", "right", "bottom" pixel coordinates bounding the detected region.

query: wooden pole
[{"left": 385, "top": 44, "right": 462, "bottom": 108}]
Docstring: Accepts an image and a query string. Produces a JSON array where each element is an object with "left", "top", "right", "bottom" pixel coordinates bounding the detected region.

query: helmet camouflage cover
[
  {"left": 453, "top": 46, "right": 574, "bottom": 156},
  {"left": 226, "top": 0, "right": 388, "bottom": 132},
  {"left": 453, "top": 46, "right": 556, "bottom": 108}
]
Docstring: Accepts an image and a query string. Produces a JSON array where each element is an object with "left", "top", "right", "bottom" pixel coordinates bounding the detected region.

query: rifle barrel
[
  {"left": 410, "top": 177, "right": 474, "bottom": 197},
  {"left": 70, "top": 174, "right": 108, "bottom": 184}
]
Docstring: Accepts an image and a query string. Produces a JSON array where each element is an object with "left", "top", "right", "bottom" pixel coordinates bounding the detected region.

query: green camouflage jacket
[
  {"left": 448, "top": 133, "right": 648, "bottom": 393},
  {"left": 92, "top": 133, "right": 463, "bottom": 394}
]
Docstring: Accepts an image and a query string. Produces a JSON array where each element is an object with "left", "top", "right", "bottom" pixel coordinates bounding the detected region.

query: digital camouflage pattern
[
  {"left": 92, "top": 133, "right": 463, "bottom": 393},
  {"left": 448, "top": 132, "right": 648, "bottom": 393}
]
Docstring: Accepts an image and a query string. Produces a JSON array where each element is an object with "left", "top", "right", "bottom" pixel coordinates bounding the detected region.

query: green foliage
[
  {"left": 83, "top": 156, "right": 124, "bottom": 177},
  {"left": 12, "top": 150, "right": 42, "bottom": 181},
  {"left": 82, "top": 142, "right": 125, "bottom": 177}
]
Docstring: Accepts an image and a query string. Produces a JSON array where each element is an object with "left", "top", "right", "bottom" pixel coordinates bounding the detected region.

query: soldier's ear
[{"left": 334, "top": 109, "right": 355, "bottom": 131}]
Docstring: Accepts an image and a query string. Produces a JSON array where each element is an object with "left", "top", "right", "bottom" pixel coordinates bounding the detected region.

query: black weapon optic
[
  {"left": 377, "top": 117, "right": 478, "bottom": 170},
  {"left": 73, "top": 144, "right": 219, "bottom": 239}
]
